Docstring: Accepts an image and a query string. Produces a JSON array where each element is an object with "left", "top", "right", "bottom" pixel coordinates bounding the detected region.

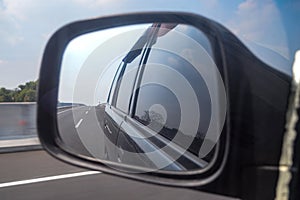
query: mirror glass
[{"left": 57, "top": 23, "right": 227, "bottom": 172}]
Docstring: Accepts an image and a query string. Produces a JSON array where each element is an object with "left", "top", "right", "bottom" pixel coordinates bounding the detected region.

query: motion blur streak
[{"left": 275, "top": 51, "right": 300, "bottom": 200}]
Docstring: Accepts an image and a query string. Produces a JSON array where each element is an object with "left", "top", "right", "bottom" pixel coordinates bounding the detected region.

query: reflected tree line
[{"left": 135, "top": 110, "right": 214, "bottom": 160}]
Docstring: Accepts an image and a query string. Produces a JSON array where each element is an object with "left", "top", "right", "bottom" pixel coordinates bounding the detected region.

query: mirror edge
[{"left": 37, "top": 11, "right": 230, "bottom": 188}]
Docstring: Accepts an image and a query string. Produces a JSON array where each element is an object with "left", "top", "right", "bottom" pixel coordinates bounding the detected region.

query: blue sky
[{"left": 0, "top": 0, "right": 298, "bottom": 89}]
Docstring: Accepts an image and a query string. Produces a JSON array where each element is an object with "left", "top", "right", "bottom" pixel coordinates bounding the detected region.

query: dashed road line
[{"left": 75, "top": 119, "right": 83, "bottom": 128}]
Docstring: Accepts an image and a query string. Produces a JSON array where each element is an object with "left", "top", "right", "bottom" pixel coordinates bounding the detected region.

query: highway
[
  {"left": 0, "top": 150, "right": 235, "bottom": 200},
  {"left": 0, "top": 105, "right": 236, "bottom": 199}
]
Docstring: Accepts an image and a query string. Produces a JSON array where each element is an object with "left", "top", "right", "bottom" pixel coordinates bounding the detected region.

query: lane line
[
  {"left": 85, "top": 111, "right": 89, "bottom": 115},
  {"left": 0, "top": 171, "right": 101, "bottom": 188},
  {"left": 75, "top": 119, "right": 83, "bottom": 128}
]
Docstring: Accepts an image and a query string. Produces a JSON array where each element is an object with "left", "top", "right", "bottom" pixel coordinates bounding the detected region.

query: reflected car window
[
  {"left": 113, "top": 55, "right": 141, "bottom": 113},
  {"left": 135, "top": 49, "right": 212, "bottom": 156},
  {"left": 132, "top": 23, "right": 216, "bottom": 157},
  {"left": 134, "top": 83, "right": 181, "bottom": 134}
]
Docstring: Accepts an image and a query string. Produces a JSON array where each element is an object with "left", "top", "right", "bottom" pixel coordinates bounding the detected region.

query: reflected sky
[{"left": 59, "top": 24, "right": 149, "bottom": 105}]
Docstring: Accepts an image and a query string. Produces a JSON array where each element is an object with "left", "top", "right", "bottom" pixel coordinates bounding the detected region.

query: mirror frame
[{"left": 37, "top": 12, "right": 230, "bottom": 187}]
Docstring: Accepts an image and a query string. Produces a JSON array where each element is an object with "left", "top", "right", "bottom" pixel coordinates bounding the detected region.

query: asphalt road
[
  {"left": 0, "top": 150, "right": 237, "bottom": 200},
  {"left": 0, "top": 106, "right": 238, "bottom": 199},
  {"left": 57, "top": 106, "right": 107, "bottom": 159}
]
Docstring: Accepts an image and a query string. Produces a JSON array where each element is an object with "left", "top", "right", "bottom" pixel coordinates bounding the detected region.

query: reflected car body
[{"left": 96, "top": 24, "right": 219, "bottom": 170}]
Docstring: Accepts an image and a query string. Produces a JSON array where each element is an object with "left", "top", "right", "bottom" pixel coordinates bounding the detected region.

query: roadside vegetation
[{"left": 0, "top": 80, "right": 38, "bottom": 102}]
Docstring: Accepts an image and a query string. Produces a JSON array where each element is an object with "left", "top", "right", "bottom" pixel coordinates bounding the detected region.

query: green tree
[
  {"left": 0, "top": 80, "right": 38, "bottom": 102},
  {"left": 23, "top": 89, "right": 36, "bottom": 102},
  {"left": 0, "top": 87, "right": 13, "bottom": 102}
]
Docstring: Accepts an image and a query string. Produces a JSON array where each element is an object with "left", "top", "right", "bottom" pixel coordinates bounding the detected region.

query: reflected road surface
[{"left": 57, "top": 106, "right": 106, "bottom": 158}]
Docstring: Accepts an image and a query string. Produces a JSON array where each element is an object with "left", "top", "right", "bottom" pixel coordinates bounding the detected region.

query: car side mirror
[{"left": 37, "top": 12, "right": 229, "bottom": 188}]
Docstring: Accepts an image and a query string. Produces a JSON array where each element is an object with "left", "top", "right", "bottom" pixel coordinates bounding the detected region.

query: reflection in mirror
[{"left": 57, "top": 23, "right": 226, "bottom": 173}]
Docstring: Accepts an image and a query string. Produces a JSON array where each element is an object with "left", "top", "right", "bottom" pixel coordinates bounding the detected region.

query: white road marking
[
  {"left": 75, "top": 119, "right": 83, "bottom": 128},
  {"left": 0, "top": 171, "right": 101, "bottom": 188},
  {"left": 85, "top": 111, "right": 89, "bottom": 115}
]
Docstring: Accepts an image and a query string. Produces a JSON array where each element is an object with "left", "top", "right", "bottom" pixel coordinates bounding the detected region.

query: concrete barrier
[
  {"left": 0, "top": 103, "right": 37, "bottom": 140},
  {"left": 0, "top": 103, "right": 78, "bottom": 150}
]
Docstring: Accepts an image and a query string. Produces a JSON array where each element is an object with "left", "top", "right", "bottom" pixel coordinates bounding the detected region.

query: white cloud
[
  {"left": 0, "top": 8, "right": 23, "bottom": 46},
  {"left": 227, "top": 0, "right": 289, "bottom": 58},
  {"left": 201, "top": 0, "right": 218, "bottom": 9},
  {"left": 231, "top": 0, "right": 279, "bottom": 40},
  {"left": 74, "top": 0, "right": 114, "bottom": 7},
  {"left": 2, "top": 0, "right": 28, "bottom": 21},
  {"left": 0, "top": 0, "right": 128, "bottom": 88},
  {"left": 238, "top": 0, "right": 257, "bottom": 11},
  {"left": 2, "top": 0, "right": 122, "bottom": 22}
]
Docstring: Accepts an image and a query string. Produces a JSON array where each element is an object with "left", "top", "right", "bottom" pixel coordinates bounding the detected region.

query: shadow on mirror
[{"left": 57, "top": 23, "right": 227, "bottom": 173}]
